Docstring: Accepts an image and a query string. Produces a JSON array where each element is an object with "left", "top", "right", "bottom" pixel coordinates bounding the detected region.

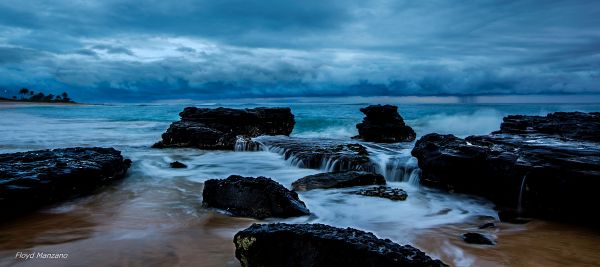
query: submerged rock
[
  {"left": 234, "top": 223, "right": 448, "bottom": 267},
  {"left": 353, "top": 186, "right": 408, "bottom": 201},
  {"left": 478, "top": 222, "right": 496, "bottom": 229},
  {"left": 0, "top": 147, "right": 131, "bottom": 219},
  {"left": 411, "top": 112, "right": 600, "bottom": 225},
  {"left": 202, "top": 175, "right": 309, "bottom": 219},
  {"left": 462, "top": 233, "right": 496, "bottom": 245},
  {"left": 153, "top": 107, "right": 295, "bottom": 150},
  {"left": 355, "top": 105, "right": 416, "bottom": 143},
  {"left": 169, "top": 161, "right": 187, "bottom": 168},
  {"left": 292, "top": 171, "right": 385, "bottom": 191},
  {"left": 251, "top": 136, "right": 376, "bottom": 172}
]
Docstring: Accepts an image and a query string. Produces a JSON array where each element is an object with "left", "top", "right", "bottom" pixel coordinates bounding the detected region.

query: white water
[{"left": 8, "top": 103, "right": 600, "bottom": 266}]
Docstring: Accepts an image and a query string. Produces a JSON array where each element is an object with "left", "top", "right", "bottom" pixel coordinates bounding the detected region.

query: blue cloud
[{"left": 0, "top": 0, "right": 599, "bottom": 101}]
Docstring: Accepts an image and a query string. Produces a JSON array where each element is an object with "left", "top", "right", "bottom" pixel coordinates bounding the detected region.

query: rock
[
  {"left": 411, "top": 112, "right": 600, "bottom": 225},
  {"left": 462, "top": 233, "right": 496, "bottom": 245},
  {"left": 202, "top": 175, "right": 309, "bottom": 219},
  {"left": 478, "top": 222, "right": 496, "bottom": 229},
  {"left": 353, "top": 186, "right": 408, "bottom": 201},
  {"left": 234, "top": 223, "right": 448, "bottom": 267},
  {"left": 355, "top": 105, "right": 416, "bottom": 143},
  {"left": 0, "top": 147, "right": 132, "bottom": 219},
  {"left": 494, "top": 112, "right": 600, "bottom": 142},
  {"left": 292, "top": 171, "right": 385, "bottom": 191},
  {"left": 169, "top": 161, "right": 187, "bottom": 168},
  {"left": 251, "top": 136, "right": 377, "bottom": 172},
  {"left": 153, "top": 107, "right": 295, "bottom": 150}
]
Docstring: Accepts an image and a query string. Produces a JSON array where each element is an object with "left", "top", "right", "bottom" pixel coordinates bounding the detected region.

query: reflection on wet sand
[
  {"left": 415, "top": 218, "right": 600, "bottom": 267},
  {"left": 0, "top": 175, "right": 250, "bottom": 267}
]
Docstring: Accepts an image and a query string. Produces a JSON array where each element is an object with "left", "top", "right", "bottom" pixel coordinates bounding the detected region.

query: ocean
[{"left": 1, "top": 102, "right": 599, "bottom": 266}]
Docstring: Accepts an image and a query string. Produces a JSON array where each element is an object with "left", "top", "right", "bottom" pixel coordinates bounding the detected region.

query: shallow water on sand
[{"left": 1, "top": 103, "right": 599, "bottom": 266}]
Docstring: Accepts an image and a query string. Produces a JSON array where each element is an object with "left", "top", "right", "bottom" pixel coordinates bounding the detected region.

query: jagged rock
[
  {"left": 252, "top": 136, "right": 376, "bottom": 172},
  {"left": 462, "top": 233, "right": 496, "bottom": 245},
  {"left": 153, "top": 107, "right": 295, "bottom": 150},
  {"left": 234, "top": 223, "right": 448, "bottom": 267},
  {"left": 411, "top": 112, "right": 600, "bottom": 225},
  {"left": 202, "top": 175, "right": 309, "bottom": 219},
  {"left": 292, "top": 171, "right": 385, "bottom": 191},
  {"left": 353, "top": 186, "right": 408, "bottom": 201},
  {"left": 0, "top": 147, "right": 131, "bottom": 219},
  {"left": 494, "top": 112, "right": 600, "bottom": 142},
  {"left": 169, "top": 161, "right": 187, "bottom": 168},
  {"left": 355, "top": 105, "right": 416, "bottom": 143}
]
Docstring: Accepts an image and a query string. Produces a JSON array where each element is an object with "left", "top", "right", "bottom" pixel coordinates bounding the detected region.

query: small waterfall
[
  {"left": 321, "top": 158, "right": 340, "bottom": 172},
  {"left": 517, "top": 174, "right": 528, "bottom": 215},
  {"left": 234, "top": 136, "right": 262, "bottom": 151},
  {"left": 369, "top": 147, "right": 421, "bottom": 182}
]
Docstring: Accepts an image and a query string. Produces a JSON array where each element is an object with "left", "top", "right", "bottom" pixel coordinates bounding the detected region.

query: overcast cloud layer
[{"left": 0, "top": 0, "right": 599, "bottom": 101}]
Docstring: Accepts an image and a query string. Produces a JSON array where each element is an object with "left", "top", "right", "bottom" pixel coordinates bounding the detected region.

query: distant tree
[
  {"left": 43, "top": 94, "right": 55, "bottom": 102},
  {"left": 55, "top": 95, "right": 63, "bottom": 101},
  {"left": 60, "top": 92, "right": 72, "bottom": 102},
  {"left": 30, "top": 92, "right": 45, "bottom": 102},
  {"left": 30, "top": 91, "right": 34, "bottom": 95},
  {"left": 12, "top": 96, "right": 17, "bottom": 100},
  {"left": 18, "top": 88, "right": 29, "bottom": 99}
]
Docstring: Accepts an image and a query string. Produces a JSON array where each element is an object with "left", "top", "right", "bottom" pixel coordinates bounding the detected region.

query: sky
[{"left": 0, "top": 0, "right": 599, "bottom": 101}]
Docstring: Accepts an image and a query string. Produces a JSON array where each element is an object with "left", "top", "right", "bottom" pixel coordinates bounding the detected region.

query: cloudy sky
[{"left": 0, "top": 0, "right": 599, "bottom": 101}]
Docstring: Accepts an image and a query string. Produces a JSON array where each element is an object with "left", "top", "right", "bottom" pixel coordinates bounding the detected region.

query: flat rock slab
[
  {"left": 202, "top": 175, "right": 310, "bottom": 219},
  {"left": 292, "top": 171, "right": 385, "bottom": 191},
  {"left": 153, "top": 107, "right": 295, "bottom": 150},
  {"left": 234, "top": 223, "right": 448, "bottom": 267},
  {"left": 0, "top": 147, "right": 131, "bottom": 219},
  {"left": 252, "top": 136, "right": 376, "bottom": 172},
  {"left": 494, "top": 112, "right": 600, "bottom": 142},
  {"left": 353, "top": 186, "right": 408, "bottom": 201}
]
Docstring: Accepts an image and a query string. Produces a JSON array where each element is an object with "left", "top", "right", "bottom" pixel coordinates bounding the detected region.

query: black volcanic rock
[
  {"left": 0, "top": 147, "right": 131, "bottom": 219},
  {"left": 462, "top": 233, "right": 496, "bottom": 245},
  {"left": 252, "top": 136, "right": 376, "bottom": 172},
  {"left": 202, "top": 175, "right": 309, "bottom": 219},
  {"left": 353, "top": 186, "right": 408, "bottom": 201},
  {"left": 169, "top": 161, "right": 187, "bottom": 168},
  {"left": 153, "top": 107, "right": 295, "bottom": 150},
  {"left": 494, "top": 112, "right": 600, "bottom": 142},
  {"left": 411, "top": 112, "right": 600, "bottom": 225},
  {"left": 234, "top": 223, "right": 448, "bottom": 267},
  {"left": 355, "top": 105, "right": 416, "bottom": 143},
  {"left": 292, "top": 171, "right": 385, "bottom": 191}
]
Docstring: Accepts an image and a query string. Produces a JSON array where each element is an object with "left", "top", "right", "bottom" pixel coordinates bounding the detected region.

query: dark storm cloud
[{"left": 0, "top": 0, "right": 599, "bottom": 101}]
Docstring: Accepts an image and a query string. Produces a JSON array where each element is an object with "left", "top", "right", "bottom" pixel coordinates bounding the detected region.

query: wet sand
[
  {"left": 2, "top": 185, "right": 600, "bottom": 267},
  {"left": 415, "top": 218, "right": 600, "bottom": 266}
]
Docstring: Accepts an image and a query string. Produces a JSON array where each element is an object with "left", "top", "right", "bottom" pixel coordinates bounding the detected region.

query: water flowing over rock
[
  {"left": 353, "top": 186, "right": 408, "bottom": 201},
  {"left": 169, "top": 161, "right": 187, "bottom": 168},
  {"left": 411, "top": 112, "right": 600, "bottom": 225},
  {"left": 292, "top": 171, "right": 385, "bottom": 191},
  {"left": 234, "top": 223, "right": 448, "bottom": 267},
  {"left": 153, "top": 107, "right": 295, "bottom": 150},
  {"left": 494, "top": 112, "right": 600, "bottom": 142},
  {"left": 247, "top": 136, "right": 377, "bottom": 172},
  {"left": 0, "top": 147, "right": 131, "bottom": 219},
  {"left": 202, "top": 175, "right": 310, "bottom": 219},
  {"left": 355, "top": 105, "right": 416, "bottom": 143}
]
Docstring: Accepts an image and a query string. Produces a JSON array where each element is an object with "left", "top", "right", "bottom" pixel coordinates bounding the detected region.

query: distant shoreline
[{"left": 0, "top": 100, "right": 91, "bottom": 107}]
